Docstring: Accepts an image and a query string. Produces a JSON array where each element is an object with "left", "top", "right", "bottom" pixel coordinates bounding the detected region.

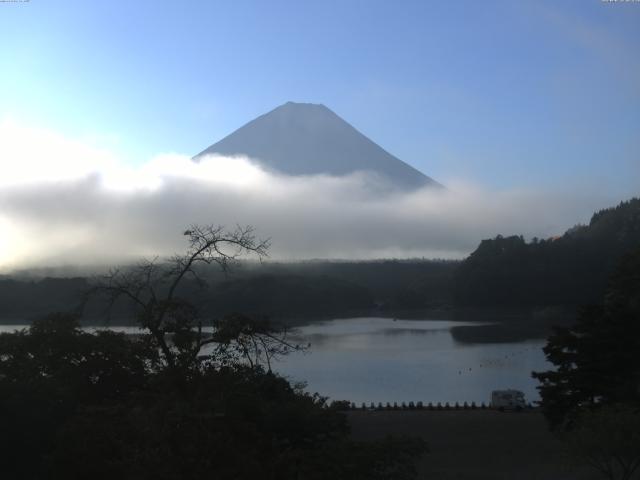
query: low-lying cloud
[{"left": 0, "top": 120, "right": 618, "bottom": 270}]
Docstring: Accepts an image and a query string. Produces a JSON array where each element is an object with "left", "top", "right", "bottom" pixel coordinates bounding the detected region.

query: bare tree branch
[{"left": 85, "top": 224, "right": 284, "bottom": 373}]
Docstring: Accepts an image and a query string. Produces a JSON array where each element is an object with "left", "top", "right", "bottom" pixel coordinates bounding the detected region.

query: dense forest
[
  {"left": 533, "top": 246, "right": 640, "bottom": 428},
  {"left": 0, "top": 277, "right": 89, "bottom": 321},
  {"left": 0, "top": 260, "right": 457, "bottom": 324},
  {"left": 1, "top": 198, "right": 638, "bottom": 324},
  {"left": 454, "top": 198, "right": 640, "bottom": 307},
  {"left": 528, "top": 247, "right": 640, "bottom": 480}
]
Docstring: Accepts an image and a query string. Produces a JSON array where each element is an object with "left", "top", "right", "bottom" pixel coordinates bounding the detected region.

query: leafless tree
[
  {"left": 87, "top": 224, "right": 302, "bottom": 372},
  {"left": 201, "top": 313, "right": 307, "bottom": 372}
]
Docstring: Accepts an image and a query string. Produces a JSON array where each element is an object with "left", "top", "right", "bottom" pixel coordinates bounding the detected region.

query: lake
[
  {"left": 276, "top": 317, "right": 549, "bottom": 405},
  {"left": 0, "top": 317, "right": 550, "bottom": 405}
]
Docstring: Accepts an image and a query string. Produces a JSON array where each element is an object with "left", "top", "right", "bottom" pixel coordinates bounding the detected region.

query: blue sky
[{"left": 1, "top": 0, "right": 639, "bottom": 193}]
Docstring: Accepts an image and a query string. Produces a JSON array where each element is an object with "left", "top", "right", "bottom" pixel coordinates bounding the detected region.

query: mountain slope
[{"left": 195, "top": 102, "right": 440, "bottom": 190}]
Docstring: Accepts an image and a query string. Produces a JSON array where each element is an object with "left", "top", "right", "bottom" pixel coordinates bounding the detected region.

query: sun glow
[
  {"left": 0, "top": 119, "right": 118, "bottom": 188},
  {"left": 0, "top": 217, "right": 30, "bottom": 271},
  {"left": 0, "top": 121, "right": 273, "bottom": 268},
  {"left": 0, "top": 119, "right": 268, "bottom": 193}
]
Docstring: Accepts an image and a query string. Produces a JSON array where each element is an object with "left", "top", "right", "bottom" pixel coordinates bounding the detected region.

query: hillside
[{"left": 454, "top": 198, "right": 640, "bottom": 307}]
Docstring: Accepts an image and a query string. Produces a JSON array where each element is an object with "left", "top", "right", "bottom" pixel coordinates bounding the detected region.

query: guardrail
[{"left": 329, "top": 400, "right": 536, "bottom": 411}]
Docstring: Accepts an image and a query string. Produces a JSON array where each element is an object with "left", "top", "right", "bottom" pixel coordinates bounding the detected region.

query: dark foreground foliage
[
  {"left": 0, "top": 314, "right": 426, "bottom": 480},
  {"left": 530, "top": 245, "right": 640, "bottom": 480},
  {"left": 533, "top": 246, "right": 640, "bottom": 429},
  {"left": 560, "top": 405, "right": 640, "bottom": 480}
]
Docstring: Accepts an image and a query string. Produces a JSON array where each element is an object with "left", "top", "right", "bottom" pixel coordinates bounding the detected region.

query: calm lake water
[
  {"left": 278, "top": 317, "right": 549, "bottom": 405},
  {"left": 0, "top": 317, "right": 550, "bottom": 405}
]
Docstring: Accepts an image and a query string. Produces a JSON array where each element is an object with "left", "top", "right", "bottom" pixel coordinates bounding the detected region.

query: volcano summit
[{"left": 195, "top": 102, "right": 440, "bottom": 190}]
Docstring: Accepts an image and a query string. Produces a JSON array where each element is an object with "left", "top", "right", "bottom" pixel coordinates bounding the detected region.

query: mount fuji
[{"left": 195, "top": 102, "right": 441, "bottom": 190}]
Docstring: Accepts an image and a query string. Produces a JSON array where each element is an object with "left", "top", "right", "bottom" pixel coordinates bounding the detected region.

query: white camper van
[{"left": 491, "top": 390, "right": 526, "bottom": 411}]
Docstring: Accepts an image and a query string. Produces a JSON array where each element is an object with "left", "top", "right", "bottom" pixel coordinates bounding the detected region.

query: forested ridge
[
  {"left": 454, "top": 198, "right": 640, "bottom": 307},
  {"left": 1, "top": 198, "right": 638, "bottom": 322},
  {"left": 0, "top": 260, "right": 457, "bottom": 323}
]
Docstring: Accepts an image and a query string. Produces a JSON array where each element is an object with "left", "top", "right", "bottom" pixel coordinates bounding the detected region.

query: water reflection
[
  {"left": 0, "top": 317, "right": 550, "bottom": 405},
  {"left": 277, "top": 317, "right": 549, "bottom": 405}
]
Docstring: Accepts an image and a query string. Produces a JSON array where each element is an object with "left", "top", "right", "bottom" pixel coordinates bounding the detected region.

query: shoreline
[{"left": 0, "top": 306, "right": 578, "bottom": 344}]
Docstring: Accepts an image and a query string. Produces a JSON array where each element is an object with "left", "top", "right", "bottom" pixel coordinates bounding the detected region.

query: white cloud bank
[{"left": 0, "top": 120, "right": 619, "bottom": 270}]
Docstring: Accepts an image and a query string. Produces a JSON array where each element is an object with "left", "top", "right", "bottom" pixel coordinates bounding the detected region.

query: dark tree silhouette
[
  {"left": 0, "top": 226, "right": 427, "bottom": 478},
  {"left": 532, "top": 247, "right": 640, "bottom": 429},
  {"left": 455, "top": 198, "right": 640, "bottom": 307},
  {"left": 87, "top": 224, "right": 295, "bottom": 372},
  {"left": 0, "top": 313, "right": 157, "bottom": 479}
]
